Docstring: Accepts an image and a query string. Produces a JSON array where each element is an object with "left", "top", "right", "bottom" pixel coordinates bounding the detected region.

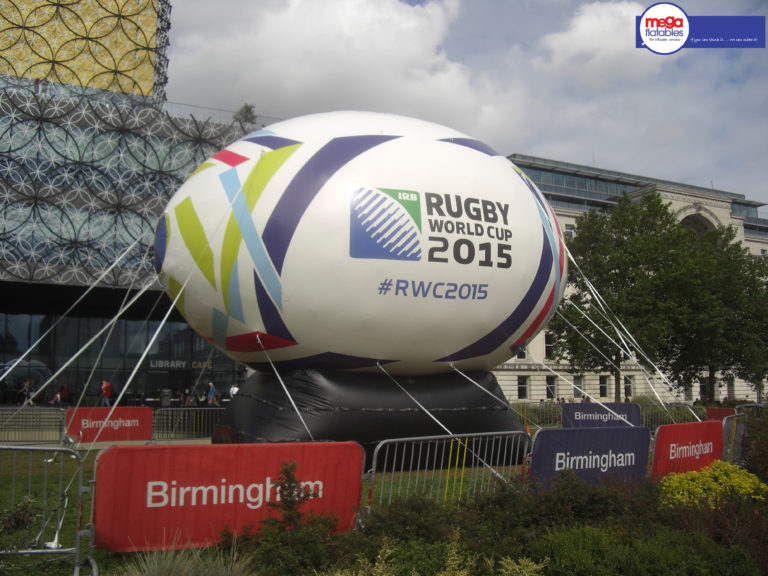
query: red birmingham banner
[
  {"left": 93, "top": 442, "right": 364, "bottom": 552},
  {"left": 705, "top": 406, "right": 736, "bottom": 421},
  {"left": 650, "top": 420, "right": 723, "bottom": 479},
  {"left": 66, "top": 407, "right": 153, "bottom": 442}
]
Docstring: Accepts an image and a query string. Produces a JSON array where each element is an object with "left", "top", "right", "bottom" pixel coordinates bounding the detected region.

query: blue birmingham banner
[
  {"left": 530, "top": 426, "right": 651, "bottom": 486},
  {"left": 561, "top": 402, "right": 641, "bottom": 428},
  {"left": 636, "top": 15, "right": 766, "bottom": 49}
]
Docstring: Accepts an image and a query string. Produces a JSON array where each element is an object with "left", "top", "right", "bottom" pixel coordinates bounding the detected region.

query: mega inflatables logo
[
  {"left": 638, "top": 3, "right": 690, "bottom": 54},
  {"left": 636, "top": 5, "right": 765, "bottom": 52}
]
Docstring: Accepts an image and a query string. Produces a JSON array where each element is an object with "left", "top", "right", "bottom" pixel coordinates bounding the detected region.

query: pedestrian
[
  {"left": 100, "top": 380, "right": 112, "bottom": 406},
  {"left": 229, "top": 383, "right": 239, "bottom": 398},
  {"left": 19, "top": 378, "right": 32, "bottom": 405},
  {"left": 206, "top": 382, "right": 217, "bottom": 406},
  {"left": 59, "top": 382, "right": 69, "bottom": 405}
]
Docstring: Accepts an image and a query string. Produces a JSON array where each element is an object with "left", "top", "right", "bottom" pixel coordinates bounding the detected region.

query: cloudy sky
[{"left": 164, "top": 0, "right": 768, "bottom": 214}]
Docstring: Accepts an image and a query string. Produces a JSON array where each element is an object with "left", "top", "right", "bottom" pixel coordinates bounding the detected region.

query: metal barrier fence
[
  {"left": 508, "top": 402, "right": 561, "bottom": 430},
  {"left": 722, "top": 414, "right": 747, "bottom": 463},
  {"left": 0, "top": 445, "right": 96, "bottom": 575},
  {"left": 735, "top": 403, "right": 764, "bottom": 417},
  {"left": 152, "top": 407, "right": 225, "bottom": 440},
  {"left": 0, "top": 407, "right": 65, "bottom": 443},
  {"left": 366, "top": 431, "right": 530, "bottom": 510},
  {"left": 641, "top": 404, "right": 706, "bottom": 430}
]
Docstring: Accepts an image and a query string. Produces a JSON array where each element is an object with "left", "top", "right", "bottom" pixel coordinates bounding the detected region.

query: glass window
[
  {"left": 545, "top": 332, "right": 554, "bottom": 359},
  {"left": 540, "top": 171, "right": 552, "bottom": 185},
  {"left": 125, "top": 319, "right": 148, "bottom": 358},
  {"left": 564, "top": 174, "right": 575, "bottom": 188},
  {"left": 596, "top": 180, "right": 607, "bottom": 193},
  {"left": 552, "top": 173, "right": 564, "bottom": 187},
  {"left": 546, "top": 375, "right": 556, "bottom": 399},
  {"left": 54, "top": 316, "right": 79, "bottom": 367},
  {"left": 624, "top": 376, "right": 633, "bottom": 400},
  {"left": 524, "top": 168, "right": 541, "bottom": 182},
  {"left": 0, "top": 306, "right": 245, "bottom": 404},
  {"left": 6, "top": 314, "right": 30, "bottom": 355},
  {"left": 517, "top": 375, "right": 528, "bottom": 399},
  {"left": 102, "top": 319, "right": 125, "bottom": 370},
  {"left": 599, "top": 375, "right": 609, "bottom": 397},
  {"left": 573, "top": 375, "right": 583, "bottom": 398}
]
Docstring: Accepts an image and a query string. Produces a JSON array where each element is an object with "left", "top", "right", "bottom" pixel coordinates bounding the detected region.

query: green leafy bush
[
  {"left": 0, "top": 496, "right": 37, "bottom": 538},
  {"left": 658, "top": 460, "right": 767, "bottom": 509},
  {"left": 219, "top": 461, "right": 338, "bottom": 576},
  {"left": 110, "top": 458, "right": 767, "bottom": 575},
  {"left": 744, "top": 411, "right": 768, "bottom": 481},
  {"left": 529, "top": 524, "right": 760, "bottom": 576},
  {"left": 495, "top": 556, "right": 549, "bottom": 576},
  {"left": 118, "top": 543, "right": 253, "bottom": 576}
]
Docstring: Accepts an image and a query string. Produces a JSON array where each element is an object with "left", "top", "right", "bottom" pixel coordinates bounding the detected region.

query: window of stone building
[{"left": 517, "top": 375, "right": 529, "bottom": 400}]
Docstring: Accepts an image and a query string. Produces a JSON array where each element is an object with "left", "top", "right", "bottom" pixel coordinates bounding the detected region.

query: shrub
[
  {"left": 318, "top": 537, "right": 399, "bottom": 576},
  {"left": 528, "top": 524, "right": 627, "bottom": 576},
  {"left": 744, "top": 411, "right": 768, "bottom": 481},
  {"left": 529, "top": 524, "right": 760, "bottom": 576},
  {"left": 118, "top": 543, "right": 253, "bottom": 576},
  {"left": 0, "top": 496, "right": 37, "bottom": 539},
  {"left": 219, "top": 461, "right": 338, "bottom": 576},
  {"left": 496, "top": 556, "right": 549, "bottom": 576},
  {"left": 629, "top": 527, "right": 759, "bottom": 576},
  {"left": 527, "top": 471, "right": 659, "bottom": 530},
  {"left": 658, "top": 460, "right": 767, "bottom": 510},
  {"left": 657, "top": 460, "right": 768, "bottom": 572}
]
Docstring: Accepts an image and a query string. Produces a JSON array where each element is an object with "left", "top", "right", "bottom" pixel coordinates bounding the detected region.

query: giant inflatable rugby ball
[{"left": 154, "top": 111, "right": 566, "bottom": 375}]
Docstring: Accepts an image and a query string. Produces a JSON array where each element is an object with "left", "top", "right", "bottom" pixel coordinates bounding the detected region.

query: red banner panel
[
  {"left": 651, "top": 420, "right": 723, "bottom": 479},
  {"left": 93, "top": 442, "right": 364, "bottom": 552},
  {"left": 705, "top": 406, "right": 736, "bottom": 421},
  {"left": 66, "top": 407, "right": 153, "bottom": 442}
]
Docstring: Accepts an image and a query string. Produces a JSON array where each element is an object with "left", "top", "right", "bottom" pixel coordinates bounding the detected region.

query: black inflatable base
[{"left": 213, "top": 369, "right": 527, "bottom": 463}]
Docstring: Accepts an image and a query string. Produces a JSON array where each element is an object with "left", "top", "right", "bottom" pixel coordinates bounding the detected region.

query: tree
[
  {"left": 659, "top": 226, "right": 768, "bottom": 401},
  {"left": 549, "top": 193, "right": 689, "bottom": 401},
  {"left": 234, "top": 103, "right": 257, "bottom": 126},
  {"left": 548, "top": 192, "right": 768, "bottom": 403}
]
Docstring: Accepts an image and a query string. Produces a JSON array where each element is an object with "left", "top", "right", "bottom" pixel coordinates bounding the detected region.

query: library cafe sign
[{"left": 148, "top": 359, "right": 212, "bottom": 370}]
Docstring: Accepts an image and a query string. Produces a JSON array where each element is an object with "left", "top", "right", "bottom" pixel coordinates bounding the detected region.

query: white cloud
[{"left": 165, "top": 0, "right": 768, "bottom": 210}]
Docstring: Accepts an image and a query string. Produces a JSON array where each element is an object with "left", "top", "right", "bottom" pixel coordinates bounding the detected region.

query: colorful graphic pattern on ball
[{"left": 155, "top": 116, "right": 566, "bottom": 374}]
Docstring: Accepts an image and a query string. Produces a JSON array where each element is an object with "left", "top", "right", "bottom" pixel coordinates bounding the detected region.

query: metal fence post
[
  {"left": 0, "top": 445, "right": 96, "bottom": 575},
  {"left": 367, "top": 431, "right": 530, "bottom": 511}
]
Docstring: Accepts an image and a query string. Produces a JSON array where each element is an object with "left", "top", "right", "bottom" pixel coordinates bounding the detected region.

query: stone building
[{"left": 494, "top": 154, "right": 768, "bottom": 404}]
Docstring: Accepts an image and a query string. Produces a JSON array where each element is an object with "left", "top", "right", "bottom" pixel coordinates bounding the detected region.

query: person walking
[
  {"left": 206, "top": 382, "right": 217, "bottom": 406},
  {"left": 100, "top": 380, "right": 112, "bottom": 406}
]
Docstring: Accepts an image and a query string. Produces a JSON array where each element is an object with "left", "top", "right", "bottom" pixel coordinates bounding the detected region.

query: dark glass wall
[{"left": 0, "top": 311, "right": 243, "bottom": 405}]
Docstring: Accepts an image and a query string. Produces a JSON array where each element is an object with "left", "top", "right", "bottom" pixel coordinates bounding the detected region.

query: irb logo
[{"left": 645, "top": 16, "right": 684, "bottom": 28}]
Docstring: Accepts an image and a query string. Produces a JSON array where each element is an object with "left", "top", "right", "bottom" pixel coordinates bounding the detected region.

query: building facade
[
  {"left": 493, "top": 154, "right": 768, "bottom": 404},
  {"left": 0, "top": 0, "right": 248, "bottom": 405}
]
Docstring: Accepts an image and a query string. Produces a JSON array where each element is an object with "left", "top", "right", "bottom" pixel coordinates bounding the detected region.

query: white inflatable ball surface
[{"left": 154, "top": 111, "right": 566, "bottom": 375}]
